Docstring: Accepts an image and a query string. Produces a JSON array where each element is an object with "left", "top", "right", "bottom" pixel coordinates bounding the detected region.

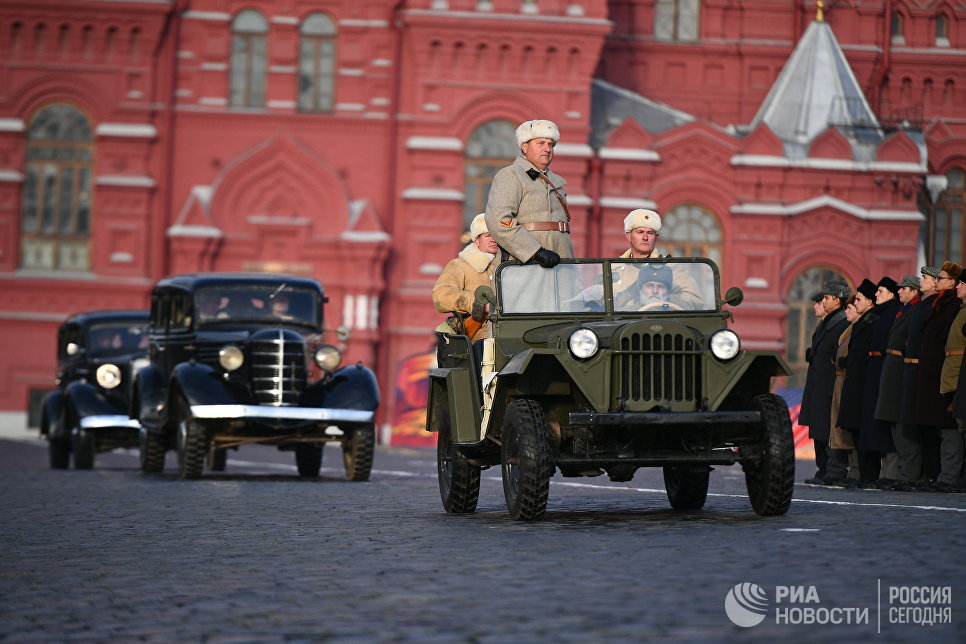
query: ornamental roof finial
[{"left": 816, "top": 0, "right": 825, "bottom": 22}]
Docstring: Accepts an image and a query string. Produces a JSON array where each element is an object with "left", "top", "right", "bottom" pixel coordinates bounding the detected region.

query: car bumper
[
  {"left": 79, "top": 415, "right": 141, "bottom": 430},
  {"left": 568, "top": 410, "right": 761, "bottom": 426},
  {"left": 189, "top": 404, "right": 373, "bottom": 423}
]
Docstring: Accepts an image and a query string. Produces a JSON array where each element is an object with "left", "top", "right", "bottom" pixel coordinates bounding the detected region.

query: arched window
[
  {"left": 230, "top": 10, "right": 268, "bottom": 108},
  {"left": 20, "top": 104, "right": 94, "bottom": 271},
  {"left": 659, "top": 204, "right": 722, "bottom": 267},
  {"left": 654, "top": 0, "right": 700, "bottom": 42},
  {"left": 298, "top": 13, "right": 336, "bottom": 112},
  {"left": 785, "top": 267, "right": 848, "bottom": 388},
  {"left": 920, "top": 167, "right": 965, "bottom": 266},
  {"left": 891, "top": 12, "right": 905, "bottom": 45},
  {"left": 463, "top": 120, "right": 517, "bottom": 231},
  {"left": 936, "top": 14, "right": 949, "bottom": 47}
]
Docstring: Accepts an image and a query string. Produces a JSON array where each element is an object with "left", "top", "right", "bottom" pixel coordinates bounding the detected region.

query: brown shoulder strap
[{"left": 536, "top": 172, "right": 571, "bottom": 222}]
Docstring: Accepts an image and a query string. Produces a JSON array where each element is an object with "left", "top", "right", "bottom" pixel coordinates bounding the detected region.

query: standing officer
[
  {"left": 800, "top": 279, "right": 851, "bottom": 485},
  {"left": 485, "top": 119, "right": 572, "bottom": 268}
]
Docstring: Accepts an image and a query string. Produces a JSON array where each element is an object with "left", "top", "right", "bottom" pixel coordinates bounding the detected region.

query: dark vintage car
[
  {"left": 429, "top": 258, "right": 794, "bottom": 520},
  {"left": 134, "top": 272, "right": 379, "bottom": 479},
  {"left": 40, "top": 310, "right": 150, "bottom": 469}
]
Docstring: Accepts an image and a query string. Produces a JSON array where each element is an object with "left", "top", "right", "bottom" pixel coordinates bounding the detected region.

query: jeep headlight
[
  {"left": 219, "top": 345, "right": 244, "bottom": 371},
  {"left": 314, "top": 345, "right": 342, "bottom": 372},
  {"left": 96, "top": 364, "right": 122, "bottom": 389},
  {"left": 568, "top": 328, "right": 599, "bottom": 359},
  {"left": 710, "top": 329, "right": 740, "bottom": 360}
]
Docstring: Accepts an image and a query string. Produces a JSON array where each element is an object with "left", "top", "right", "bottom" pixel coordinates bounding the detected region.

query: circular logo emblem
[{"left": 725, "top": 582, "right": 769, "bottom": 627}]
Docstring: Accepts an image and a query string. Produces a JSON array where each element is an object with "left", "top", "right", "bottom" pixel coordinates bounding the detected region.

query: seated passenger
[
  {"left": 633, "top": 264, "right": 680, "bottom": 311},
  {"left": 267, "top": 292, "right": 295, "bottom": 321},
  {"left": 197, "top": 290, "right": 230, "bottom": 321}
]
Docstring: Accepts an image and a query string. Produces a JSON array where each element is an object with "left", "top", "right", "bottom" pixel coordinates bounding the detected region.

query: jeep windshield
[
  {"left": 497, "top": 258, "right": 719, "bottom": 314},
  {"left": 194, "top": 285, "right": 320, "bottom": 327}
]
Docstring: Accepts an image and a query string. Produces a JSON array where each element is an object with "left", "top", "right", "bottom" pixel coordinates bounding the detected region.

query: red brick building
[{"left": 0, "top": 0, "right": 963, "bottom": 440}]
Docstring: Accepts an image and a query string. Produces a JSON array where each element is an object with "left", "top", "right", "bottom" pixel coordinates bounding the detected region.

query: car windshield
[
  {"left": 87, "top": 323, "right": 149, "bottom": 356},
  {"left": 194, "top": 285, "right": 320, "bottom": 327},
  {"left": 498, "top": 259, "right": 719, "bottom": 314}
]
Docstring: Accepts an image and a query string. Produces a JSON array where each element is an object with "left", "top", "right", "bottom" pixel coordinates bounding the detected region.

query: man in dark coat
[
  {"left": 837, "top": 278, "right": 880, "bottom": 485},
  {"left": 912, "top": 261, "right": 963, "bottom": 491},
  {"left": 800, "top": 280, "right": 850, "bottom": 484},
  {"left": 951, "top": 314, "right": 966, "bottom": 490},
  {"left": 865, "top": 277, "right": 902, "bottom": 486},
  {"left": 899, "top": 266, "right": 942, "bottom": 486},
  {"left": 875, "top": 275, "right": 921, "bottom": 488}
]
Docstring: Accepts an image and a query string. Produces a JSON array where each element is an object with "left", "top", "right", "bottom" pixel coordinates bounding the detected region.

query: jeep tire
[
  {"left": 295, "top": 444, "right": 323, "bottom": 478},
  {"left": 663, "top": 466, "right": 710, "bottom": 510},
  {"left": 343, "top": 424, "right": 374, "bottom": 481},
  {"left": 744, "top": 393, "right": 794, "bottom": 516},
  {"left": 437, "top": 425, "right": 481, "bottom": 514},
  {"left": 176, "top": 411, "right": 206, "bottom": 480},
  {"left": 501, "top": 399, "right": 554, "bottom": 521}
]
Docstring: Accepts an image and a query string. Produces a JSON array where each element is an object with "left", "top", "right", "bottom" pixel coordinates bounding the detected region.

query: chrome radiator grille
[
  {"left": 251, "top": 330, "right": 306, "bottom": 406},
  {"left": 615, "top": 332, "right": 702, "bottom": 404}
]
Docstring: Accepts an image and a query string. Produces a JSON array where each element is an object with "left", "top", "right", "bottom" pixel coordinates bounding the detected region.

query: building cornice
[{"left": 731, "top": 195, "right": 924, "bottom": 221}]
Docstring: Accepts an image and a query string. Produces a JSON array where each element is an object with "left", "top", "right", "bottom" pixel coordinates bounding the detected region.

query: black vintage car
[
  {"left": 134, "top": 272, "right": 380, "bottom": 479},
  {"left": 40, "top": 310, "right": 150, "bottom": 469}
]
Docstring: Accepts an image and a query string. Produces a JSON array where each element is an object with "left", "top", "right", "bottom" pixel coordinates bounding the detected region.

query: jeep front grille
[
  {"left": 251, "top": 331, "right": 306, "bottom": 406},
  {"left": 615, "top": 332, "right": 702, "bottom": 404}
]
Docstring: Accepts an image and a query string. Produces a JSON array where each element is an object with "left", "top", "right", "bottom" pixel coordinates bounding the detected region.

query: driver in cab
[{"left": 615, "top": 209, "right": 701, "bottom": 310}]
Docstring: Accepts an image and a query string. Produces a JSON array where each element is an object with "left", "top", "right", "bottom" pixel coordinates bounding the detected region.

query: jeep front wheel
[
  {"left": 296, "top": 444, "right": 323, "bottom": 478},
  {"left": 343, "top": 424, "right": 374, "bottom": 481},
  {"left": 501, "top": 399, "right": 554, "bottom": 521},
  {"left": 437, "top": 427, "right": 481, "bottom": 514},
  {"left": 743, "top": 393, "right": 794, "bottom": 516},
  {"left": 176, "top": 411, "right": 206, "bottom": 480},
  {"left": 663, "top": 466, "right": 710, "bottom": 510}
]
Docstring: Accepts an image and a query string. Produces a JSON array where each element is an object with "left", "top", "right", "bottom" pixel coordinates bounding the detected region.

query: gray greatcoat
[{"left": 484, "top": 156, "right": 573, "bottom": 263}]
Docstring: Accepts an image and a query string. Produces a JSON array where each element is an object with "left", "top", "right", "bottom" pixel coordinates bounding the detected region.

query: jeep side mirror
[{"left": 723, "top": 286, "right": 744, "bottom": 307}]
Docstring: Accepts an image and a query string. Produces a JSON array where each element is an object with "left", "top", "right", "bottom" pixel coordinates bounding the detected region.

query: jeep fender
[
  {"left": 135, "top": 364, "right": 168, "bottom": 432},
  {"left": 301, "top": 364, "right": 380, "bottom": 412},
  {"left": 42, "top": 390, "right": 66, "bottom": 440},
  {"left": 714, "top": 352, "right": 790, "bottom": 410}
]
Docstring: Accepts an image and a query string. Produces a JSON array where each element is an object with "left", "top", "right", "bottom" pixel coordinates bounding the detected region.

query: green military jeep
[{"left": 427, "top": 257, "right": 794, "bottom": 520}]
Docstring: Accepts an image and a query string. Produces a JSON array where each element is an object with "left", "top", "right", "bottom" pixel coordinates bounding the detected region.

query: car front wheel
[
  {"left": 139, "top": 427, "right": 166, "bottom": 474},
  {"left": 48, "top": 439, "right": 70, "bottom": 470},
  {"left": 176, "top": 409, "right": 207, "bottom": 480},
  {"left": 743, "top": 393, "right": 794, "bottom": 516},
  {"left": 343, "top": 424, "right": 374, "bottom": 481},
  {"left": 72, "top": 428, "right": 95, "bottom": 470},
  {"left": 295, "top": 444, "right": 323, "bottom": 478},
  {"left": 501, "top": 399, "right": 554, "bottom": 521}
]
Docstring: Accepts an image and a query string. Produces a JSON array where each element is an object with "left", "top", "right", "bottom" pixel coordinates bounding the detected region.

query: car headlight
[
  {"left": 710, "top": 329, "right": 740, "bottom": 360},
  {"left": 568, "top": 328, "right": 599, "bottom": 359},
  {"left": 219, "top": 345, "right": 245, "bottom": 371},
  {"left": 314, "top": 345, "right": 342, "bottom": 372},
  {"left": 96, "top": 364, "right": 122, "bottom": 389}
]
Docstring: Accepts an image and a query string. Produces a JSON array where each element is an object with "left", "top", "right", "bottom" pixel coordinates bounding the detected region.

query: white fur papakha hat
[
  {"left": 624, "top": 209, "right": 662, "bottom": 233},
  {"left": 469, "top": 213, "right": 488, "bottom": 241},
  {"left": 515, "top": 120, "right": 560, "bottom": 146}
]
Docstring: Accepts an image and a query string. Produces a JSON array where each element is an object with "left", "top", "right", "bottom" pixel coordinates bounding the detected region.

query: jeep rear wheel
[
  {"left": 48, "top": 439, "right": 70, "bottom": 469},
  {"left": 343, "top": 424, "right": 374, "bottom": 481},
  {"left": 437, "top": 427, "right": 480, "bottom": 514},
  {"left": 663, "top": 466, "right": 710, "bottom": 510},
  {"left": 501, "top": 399, "right": 554, "bottom": 521},
  {"left": 176, "top": 412, "right": 206, "bottom": 480},
  {"left": 72, "top": 428, "right": 95, "bottom": 470},
  {"left": 743, "top": 393, "right": 794, "bottom": 516},
  {"left": 296, "top": 444, "right": 324, "bottom": 478},
  {"left": 139, "top": 427, "right": 166, "bottom": 474}
]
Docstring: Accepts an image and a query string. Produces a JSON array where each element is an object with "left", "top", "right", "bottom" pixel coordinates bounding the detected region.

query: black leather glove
[
  {"left": 471, "top": 301, "right": 487, "bottom": 322},
  {"left": 531, "top": 247, "right": 560, "bottom": 269}
]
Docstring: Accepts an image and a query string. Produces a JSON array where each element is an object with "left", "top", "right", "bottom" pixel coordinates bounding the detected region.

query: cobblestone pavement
[{"left": 1, "top": 418, "right": 964, "bottom": 642}]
